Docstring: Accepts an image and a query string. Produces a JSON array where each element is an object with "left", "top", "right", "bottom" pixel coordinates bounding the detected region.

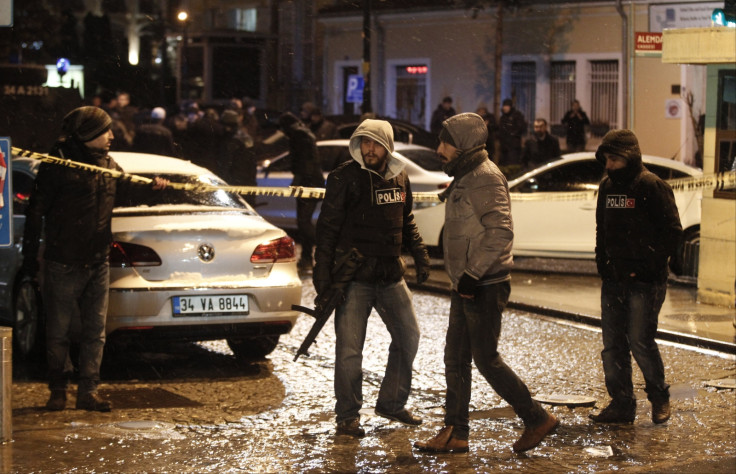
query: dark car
[{"left": 328, "top": 115, "right": 438, "bottom": 149}]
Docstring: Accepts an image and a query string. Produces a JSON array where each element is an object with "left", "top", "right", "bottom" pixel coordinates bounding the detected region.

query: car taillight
[
  {"left": 110, "top": 241, "right": 162, "bottom": 267},
  {"left": 437, "top": 182, "right": 450, "bottom": 189},
  {"left": 251, "top": 236, "right": 296, "bottom": 263}
]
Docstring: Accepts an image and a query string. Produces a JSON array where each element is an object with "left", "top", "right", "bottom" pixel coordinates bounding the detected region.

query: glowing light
[{"left": 405, "top": 65, "right": 428, "bottom": 74}]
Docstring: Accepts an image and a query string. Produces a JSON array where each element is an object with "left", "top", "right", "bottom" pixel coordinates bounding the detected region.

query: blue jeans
[
  {"left": 334, "top": 279, "right": 420, "bottom": 423},
  {"left": 600, "top": 279, "right": 669, "bottom": 403},
  {"left": 444, "top": 282, "right": 547, "bottom": 440},
  {"left": 43, "top": 260, "right": 109, "bottom": 395}
]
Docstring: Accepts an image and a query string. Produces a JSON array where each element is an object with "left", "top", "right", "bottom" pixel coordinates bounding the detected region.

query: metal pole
[
  {"left": 0, "top": 326, "right": 12, "bottom": 442},
  {"left": 362, "top": 0, "right": 372, "bottom": 114},
  {"left": 616, "top": 0, "right": 628, "bottom": 129}
]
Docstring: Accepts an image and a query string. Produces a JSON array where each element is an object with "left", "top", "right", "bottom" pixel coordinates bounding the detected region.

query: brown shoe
[
  {"left": 45, "top": 390, "right": 67, "bottom": 411},
  {"left": 76, "top": 392, "right": 112, "bottom": 412},
  {"left": 651, "top": 400, "right": 671, "bottom": 424},
  {"left": 414, "top": 426, "right": 469, "bottom": 453},
  {"left": 336, "top": 418, "right": 365, "bottom": 438},
  {"left": 513, "top": 413, "right": 559, "bottom": 453}
]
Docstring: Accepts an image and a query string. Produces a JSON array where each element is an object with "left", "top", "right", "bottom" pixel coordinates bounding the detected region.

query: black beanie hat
[
  {"left": 595, "top": 129, "right": 642, "bottom": 165},
  {"left": 62, "top": 106, "right": 112, "bottom": 142},
  {"left": 438, "top": 126, "right": 456, "bottom": 148}
]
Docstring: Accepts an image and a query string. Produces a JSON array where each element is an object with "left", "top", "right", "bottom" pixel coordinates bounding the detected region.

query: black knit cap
[
  {"left": 62, "top": 106, "right": 112, "bottom": 142},
  {"left": 595, "top": 129, "right": 641, "bottom": 165},
  {"left": 438, "top": 126, "right": 456, "bottom": 148}
]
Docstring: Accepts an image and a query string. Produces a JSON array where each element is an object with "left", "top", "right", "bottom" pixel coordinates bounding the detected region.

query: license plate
[{"left": 173, "top": 295, "right": 249, "bottom": 316}]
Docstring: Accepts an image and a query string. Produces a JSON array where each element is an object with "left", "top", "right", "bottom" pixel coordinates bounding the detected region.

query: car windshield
[{"left": 115, "top": 173, "right": 252, "bottom": 211}]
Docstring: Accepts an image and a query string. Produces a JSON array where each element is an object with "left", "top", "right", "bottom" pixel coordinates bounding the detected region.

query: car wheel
[
  {"left": 13, "top": 278, "right": 44, "bottom": 359},
  {"left": 680, "top": 227, "right": 700, "bottom": 278},
  {"left": 227, "top": 335, "right": 280, "bottom": 360}
]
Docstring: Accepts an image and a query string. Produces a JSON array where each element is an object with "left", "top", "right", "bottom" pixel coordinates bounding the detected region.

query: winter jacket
[
  {"left": 440, "top": 150, "right": 514, "bottom": 290},
  {"left": 595, "top": 154, "right": 682, "bottom": 283},
  {"left": 521, "top": 133, "right": 561, "bottom": 169},
  {"left": 313, "top": 120, "right": 429, "bottom": 285},
  {"left": 280, "top": 113, "right": 324, "bottom": 188},
  {"left": 22, "top": 138, "right": 129, "bottom": 266}
]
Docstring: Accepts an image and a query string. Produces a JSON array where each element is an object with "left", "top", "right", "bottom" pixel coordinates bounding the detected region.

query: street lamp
[{"left": 178, "top": 10, "right": 189, "bottom": 102}]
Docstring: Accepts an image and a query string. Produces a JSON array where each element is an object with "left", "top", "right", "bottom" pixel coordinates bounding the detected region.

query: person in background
[
  {"left": 309, "top": 108, "right": 339, "bottom": 141},
  {"left": 313, "top": 118, "right": 430, "bottom": 438},
  {"left": 561, "top": 100, "right": 590, "bottom": 152},
  {"left": 21, "top": 106, "right": 167, "bottom": 413},
  {"left": 132, "top": 107, "right": 178, "bottom": 157},
  {"left": 589, "top": 129, "right": 682, "bottom": 425},
  {"left": 241, "top": 97, "right": 262, "bottom": 144},
  {"left": 497, "top": 99, "right": 527, "bottom": 168},
  {"left": 430, "top": 96, "right": 456, "bottom": 136},
  {"left": 475, "top": 105, "right": 498, "bottom": 161},
  {"left": 221, "top": 109, "right": 257, "bottom": 206},
  {"left": 521, "top": 118, "right": 561, "bottom": 170},
  {"left": 278, "top": 112, "right": 324, "bottom": 271},
  {"left": 414, "top": 113, "right": 558, "bottom": 454}
]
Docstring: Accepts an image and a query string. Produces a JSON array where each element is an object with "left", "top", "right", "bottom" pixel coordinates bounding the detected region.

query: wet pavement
[
  {"left": 2, "top": 269, "right": 735, "bottom": 473},
  {"left": 410, "top": 257, "right": 736, "bottom": 354}
]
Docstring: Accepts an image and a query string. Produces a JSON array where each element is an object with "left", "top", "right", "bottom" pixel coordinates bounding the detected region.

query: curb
[{"left": 409, "top": 280, "right": 736, "bottom": 356}]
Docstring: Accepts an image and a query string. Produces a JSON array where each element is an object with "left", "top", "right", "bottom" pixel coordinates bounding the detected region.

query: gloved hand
[
  {"left": 415, "top": 262, "right": 430, "bottom": 285},
  {"left": 313, "top": 278, "right": 331, "bottom": 298},
  {"left": 20, "top": 257, "right": 39, "bottom": 280},
  {"left": 457, "top": 272, "right": 477, "bottom": 297}
]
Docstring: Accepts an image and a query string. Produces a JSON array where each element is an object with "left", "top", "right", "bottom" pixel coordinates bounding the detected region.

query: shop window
[{"left": 715, "top": 69, "right": 736, "bottom": 199}]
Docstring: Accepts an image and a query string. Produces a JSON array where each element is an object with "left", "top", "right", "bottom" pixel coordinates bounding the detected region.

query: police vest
[{"left": 344, "top": 170, "right": 407, "bottom": 257}]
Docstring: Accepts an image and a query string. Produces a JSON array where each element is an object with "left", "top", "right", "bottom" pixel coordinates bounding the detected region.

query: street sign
[
  {"left": 346, "top": 75, "right": 364, "bottom": 104},
  {"left": 635, "top": 32, "right": 663, "bottom": 57},
  {"left": 0, "top": 138, "right": 11, "bottom": 248}
]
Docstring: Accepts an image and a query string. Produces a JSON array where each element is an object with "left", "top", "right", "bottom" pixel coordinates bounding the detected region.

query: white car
[
  {"left": 413, "top": 153, "right": 702, "bottom": 277},
  {"left": 255, "top": 139, "right": 450, "bottom": 230},
  {"left": 1, "top": 152, "right": 302, "bottom": 360}
]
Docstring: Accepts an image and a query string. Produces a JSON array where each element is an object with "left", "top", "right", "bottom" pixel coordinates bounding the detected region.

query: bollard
[{"left": 0, "top": 326, "right": 11, "bottom": 442}]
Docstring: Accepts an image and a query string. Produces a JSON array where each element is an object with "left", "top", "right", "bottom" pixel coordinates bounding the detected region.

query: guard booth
[{"left": 662, "top": 27, "right": 736, "bottom": 308}]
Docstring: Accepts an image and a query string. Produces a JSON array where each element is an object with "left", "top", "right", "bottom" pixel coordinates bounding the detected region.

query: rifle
[{"left": 292, "top": 248, "right": 365, "bottom": 361}]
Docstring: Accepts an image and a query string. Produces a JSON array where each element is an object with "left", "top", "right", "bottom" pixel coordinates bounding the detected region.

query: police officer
[{"left": 313, "top": 119, "right": 430, "bottom": 437}]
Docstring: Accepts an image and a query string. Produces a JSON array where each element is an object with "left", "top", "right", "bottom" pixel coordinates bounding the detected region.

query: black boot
[
  {"left": 589, "top": 399, "right": 636, "bottom": 424},
  {"left": 45, "top": 390, "right": 67, "bottom": 411}
]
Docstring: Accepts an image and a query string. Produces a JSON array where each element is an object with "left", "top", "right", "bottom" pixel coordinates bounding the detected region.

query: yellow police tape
[{"left": 11, "top": 146, "right": 736, "bottom": 204}]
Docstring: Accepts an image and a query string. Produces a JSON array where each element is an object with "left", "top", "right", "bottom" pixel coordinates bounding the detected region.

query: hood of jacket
[
  {"left": 349, "top": 119, "right": 404, "bottom": 180},
  {"left": 595, "top": 129, "right": 643, "bottom": 184}
]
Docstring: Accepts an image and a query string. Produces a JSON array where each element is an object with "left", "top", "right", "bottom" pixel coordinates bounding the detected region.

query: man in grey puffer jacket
[{"left": 414, "top": 113, "right": 558, "bottom": 454}]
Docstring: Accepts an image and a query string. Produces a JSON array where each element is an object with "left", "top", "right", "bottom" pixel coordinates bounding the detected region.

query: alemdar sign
[{"left": 635, "top": 32, "right": 663, "bottom": 53}]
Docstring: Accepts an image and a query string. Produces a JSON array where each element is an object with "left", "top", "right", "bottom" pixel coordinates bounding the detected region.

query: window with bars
[
  {"left": 589, "top": 60, "right": 619, "bottom": 136},
  {"left": 551, "top": 61, "right": 576, "bottom": 124},
  {"left": 511, "top": 62, "right": 536, "bottom": 134}
]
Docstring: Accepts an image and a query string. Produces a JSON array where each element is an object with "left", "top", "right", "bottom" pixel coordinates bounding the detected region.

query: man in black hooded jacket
[
  {"left": 278, "top": 112, "right": 324, "bottom": 270},
  {"left": 313, "top": 119, "right": 430, "bottom": 438},
  {"left": 590, "top": 129, "right": 682, "bottom": 425}
]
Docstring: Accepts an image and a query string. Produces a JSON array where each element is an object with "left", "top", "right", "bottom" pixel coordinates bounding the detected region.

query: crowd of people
[{"left": 432, "top": 96, "right": 594, "bottom": 176}]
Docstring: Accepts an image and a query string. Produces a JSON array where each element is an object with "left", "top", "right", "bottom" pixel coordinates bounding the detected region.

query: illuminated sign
[{"left": 405, "top": 66, "right": 427, "bottom": 75}]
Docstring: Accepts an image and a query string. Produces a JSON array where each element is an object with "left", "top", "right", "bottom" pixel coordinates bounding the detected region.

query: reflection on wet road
[{"left": 4, "top": 279, "right": 735, "bottom": 473}]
